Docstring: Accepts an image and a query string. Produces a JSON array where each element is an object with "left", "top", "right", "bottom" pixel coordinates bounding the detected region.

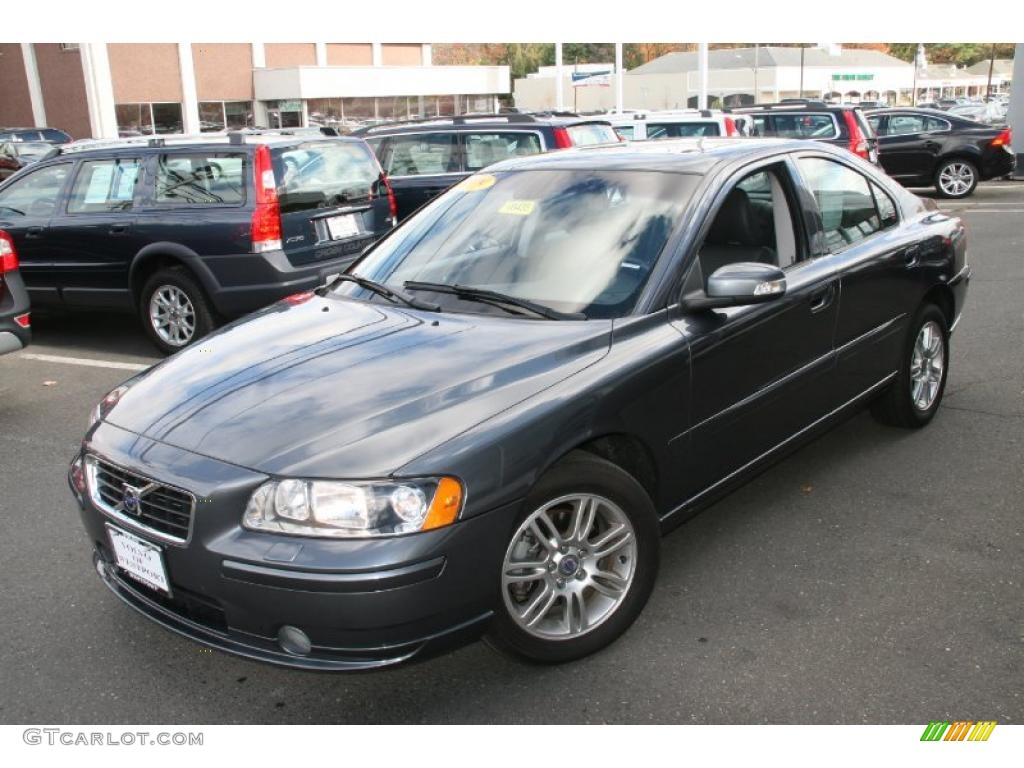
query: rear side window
[
  {"left": 274, "top": 141, "right": 380, "bottom": 214},
  {"left": 614, "top": 125, "right": 635, "bottom": 140},
  {"left": 464, "top": 132, "right": 543, "bottom": 172},
  {"left": 797, "top": 157, "right": 881, "bottom": 251},
  {"left": 41, "top": 129, "right": 71, "bottom": 143},
  {"left": 566, "top": 123, "right": 619, "bottom": 146},
  {"left": 646, "top": 122, "right": 720, "bottom": 139},
  {"left": 765, "top": 114, "right": 838, "bottom": 140},
  {"left": 155, "top": 153, "right": 245, "bottom": 206},
  {"left": 378, "top": 133, "right": 459, "bottom": 177},
  {"left": 68, "top": 158, "right": 142, "bottom": 213},
  {"left": 887, "top": 114, "right": 928, "bottom": 136}
]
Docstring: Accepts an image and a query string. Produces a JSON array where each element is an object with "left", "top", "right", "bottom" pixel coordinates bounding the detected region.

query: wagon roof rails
[
  {"left": 738, "top": 100, "right": 830, "bottom": 111},
  {"left": 358, "top": 113, "right": 560, "bottom": 133}
]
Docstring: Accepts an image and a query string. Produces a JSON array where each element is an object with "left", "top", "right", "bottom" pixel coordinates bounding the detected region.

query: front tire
[
  {"left": 140, "top": 267, "right": 216, "bottom": 355},
  {"left": 871, "top": 304, "right": 949, "bottom": 428},
  {"left": 486, "top": 451, "right": 660, "bottom": 664},
  {"left": 934, "top": 158, "right": 978, "bottom": 199}
]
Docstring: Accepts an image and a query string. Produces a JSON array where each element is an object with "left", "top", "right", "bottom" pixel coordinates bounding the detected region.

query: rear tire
[
  {"left": 486, "top": 451, "right": 660, "bottom": 664},
  {"left": 139, "top": 267, "right": 216, "bottom": 355},
  {"left": 934, "top": 158, "right": 978, "bottom": 199},
  {"left": 871, "top": 304, "right": 949, "bottom": 428}
]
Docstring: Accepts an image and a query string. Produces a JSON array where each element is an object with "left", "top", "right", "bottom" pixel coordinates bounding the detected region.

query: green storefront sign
[{"left": 832, "top": 73, "right": 874, "bottom": 81}]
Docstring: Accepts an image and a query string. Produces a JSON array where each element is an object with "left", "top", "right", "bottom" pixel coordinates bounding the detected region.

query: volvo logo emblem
[
  {"left": 559, "top": 555, "right": 580, "bottom": 576},
  {"left": 121, "top": 484, "right": 143, "bottom": 515}
]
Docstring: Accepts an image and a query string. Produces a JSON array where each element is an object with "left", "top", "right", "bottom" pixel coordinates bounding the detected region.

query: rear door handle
[
  {"left": 809, "top": 281, "right": 837, "bottom": 313},
  {"left": 25, "top": 226, "right": 45, "bottom": 239},
  {"left": 109, "top": 223, "right": 131, "bottom": 235}
]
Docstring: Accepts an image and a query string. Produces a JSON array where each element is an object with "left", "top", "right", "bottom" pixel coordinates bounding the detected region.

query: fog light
[{"left": 277, "top": 625, "right": 312, "bottom": 656}]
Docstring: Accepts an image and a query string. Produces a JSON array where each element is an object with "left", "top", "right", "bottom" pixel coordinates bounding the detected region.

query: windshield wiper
[
  {"left": 404, "top": 281, "right": 585, "bottom": 321},
  {"left": 322, "top": 274, "right": 440, "bottom": 312}
]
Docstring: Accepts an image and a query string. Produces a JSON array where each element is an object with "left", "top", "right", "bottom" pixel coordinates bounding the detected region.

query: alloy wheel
[
  {"left": 938, "top": 163, "right": 975, "bottom": 197},
  {"left": 501, "top": 493, "right": 637, "bottom": 640},
  {"left": 910, "top": 320, "right": 945, "bottom": 411},
  {"left": 149, "top": 285, "right": 197, "bottom": 348}
]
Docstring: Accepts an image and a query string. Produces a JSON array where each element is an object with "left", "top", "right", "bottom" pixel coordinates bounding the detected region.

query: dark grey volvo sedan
[{"left": 69, "top": 138, "right": 970, "bottom": 669}]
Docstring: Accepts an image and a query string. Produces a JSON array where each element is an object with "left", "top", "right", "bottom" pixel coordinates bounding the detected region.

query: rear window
[
  {"left": 566, "top": 123, "right": 619, "bottom": 146},
  {"left": 646, "top": 122, "right": 720, "bottom": 139},
  {"left": 40, "top": 129, "right": 71, "bottom": 143},
  {"left": 155, "top": 153, "right": 246, "bottom": 206},
  {"left": 464, "top": 132, "right": 543, "bottom": 172},
  {"left": 759, "top": 114, "right": 838, "bottom": 140},
  {"left": 273, "top": 141, "right": 380, "bottom": 214},
  {"left": 376, "top": 133, "right": 459, "bottom": 177}
]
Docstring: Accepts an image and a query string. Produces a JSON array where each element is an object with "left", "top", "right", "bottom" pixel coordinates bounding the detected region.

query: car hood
[{"left": 106, "top": 294, "right": 611, "bottom": 477}]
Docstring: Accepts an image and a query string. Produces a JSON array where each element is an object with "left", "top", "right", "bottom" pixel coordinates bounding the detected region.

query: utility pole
[
  {"left": 753, "top": 43, "right": 759, "bottom": 103},
  {"left": 985, "top": 44, "right": 996, "bottom": 98},
  {"left": 615, "top": 42, "right": 624, "bottom": 114},
  {"left": 799, "top": 44, "right": 805, "bottom": 98},
  {"left": 555, "top": 43, "right": 564, "bottom": 112},
  {"left": 698, "top": 42, "right": 709, "bottom": 110}
]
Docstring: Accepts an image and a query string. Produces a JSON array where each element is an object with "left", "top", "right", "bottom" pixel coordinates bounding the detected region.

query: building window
[
  {"left": 60, "top": 43, "right": 80, "bottom": 52},
  {"left": 263, "top": 100, "right": 302, "bottom": 129},
  {"left": 306, "top": 98, "right": 377, "bottom": 131},
  {"left": 115, "top": 103, "right": 183, "bottom": 137},
  {"left": 198, "top": 101, "right": 254, "bottom": 132}
]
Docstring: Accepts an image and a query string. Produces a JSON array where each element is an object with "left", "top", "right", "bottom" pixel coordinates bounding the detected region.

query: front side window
[
  {"left": 0, "top": 163, "right": 71, "bottom": 218},
  {"left": 347, "top": 169, "right": 700, "bottom": 318},
  {"left": 797, "top": 157, "right": 881, "bottom": 251},
  {"left": 155, "top": 153, "right": 245, "bottom": 206},
  {"left": 68, "top": 158, "right": 142, "bottom": 213},
  {"left": 378, "top": 133, "right": 459, "bottom": 176},
  {"left": 464, "top": 132, "right": 543, "bottom": 172},
  {"left": 646, "top": 122, "right": 721, "bottom": 139},
  {"left": 871, "top": 182, "right": 899, "bottom": 230}
]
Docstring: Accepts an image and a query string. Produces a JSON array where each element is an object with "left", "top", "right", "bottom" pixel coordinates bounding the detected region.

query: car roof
[
  {"left": 353, "top": 113, "right": 609, "bottom": 136},
  {"left": 53, "top": 132, "right": 367, "bottom": 159},
  {"left": 480, "top": 136, "right": 821, "bottom": 175},
  {"left": 734, "top": 100, "right": 856, "bottom": 113},
  {"left": 609, "top": 110, "right": 725, "bottom": 123}
]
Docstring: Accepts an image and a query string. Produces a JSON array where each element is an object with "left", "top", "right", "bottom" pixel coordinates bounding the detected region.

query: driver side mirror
[{"left": 681, "top": 262, "right": 787, "bottom": 311}]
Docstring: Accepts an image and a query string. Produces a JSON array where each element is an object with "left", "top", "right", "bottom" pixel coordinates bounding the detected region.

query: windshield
[
  {"left": 272, "top": 141, "right": 380, "bottom": 214},
  {"left": 345, "top": 169, "right": 699, "bottom": 318}
]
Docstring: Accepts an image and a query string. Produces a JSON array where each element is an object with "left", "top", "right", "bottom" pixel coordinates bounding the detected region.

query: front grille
[{"left": 88, "top": 457, "right": 195, "bottom": 543}]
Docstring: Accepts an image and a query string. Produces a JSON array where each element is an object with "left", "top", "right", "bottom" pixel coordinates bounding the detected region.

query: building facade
[
  {"left": 513, "top": 46, "right": 1014, "bottom": 112},
  {"left": 0, "top": 43, "right": 510, "bottom": 139}
]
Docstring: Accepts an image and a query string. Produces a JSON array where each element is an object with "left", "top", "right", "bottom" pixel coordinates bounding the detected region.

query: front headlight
[
  {"left": 88, "top": 384, "right": 131, "bottom": 428},
  {"left": 242, "top": 477, "right": 463, "bottom": 538}
]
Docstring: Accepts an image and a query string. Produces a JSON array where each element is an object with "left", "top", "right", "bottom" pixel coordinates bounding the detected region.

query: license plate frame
[
  {"left": 106, "top": 524, "right": 172, "bottom": 596},
  {"left": 326, "top": 213, "right": 361, "bottom": 241}
]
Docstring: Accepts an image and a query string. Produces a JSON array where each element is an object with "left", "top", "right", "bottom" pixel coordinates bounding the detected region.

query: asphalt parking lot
[{"left": 1, "top": 182, "right": 1021, "bottom": 725}]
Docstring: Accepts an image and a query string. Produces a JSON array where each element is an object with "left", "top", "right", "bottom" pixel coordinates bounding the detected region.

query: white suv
[{"left": 608, "top": 110, "right": 750, "bottom": 140}]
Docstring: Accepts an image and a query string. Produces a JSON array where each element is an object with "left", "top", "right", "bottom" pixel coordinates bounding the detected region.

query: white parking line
[{"left": 17, "top": 353, "right": 150, "bottom": 372}]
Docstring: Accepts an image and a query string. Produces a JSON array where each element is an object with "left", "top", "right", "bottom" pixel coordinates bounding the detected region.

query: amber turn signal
[{"left": 423, "top": 477, "right": 463, "bottom": 531}]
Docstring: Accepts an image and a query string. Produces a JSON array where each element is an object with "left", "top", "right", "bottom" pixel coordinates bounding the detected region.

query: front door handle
[
  {"left": 25, "top": 226, "right": 44, "bottom": 239},
  {"left": 809, "top": 282, "right": 837, "bottom": 313},
  {"left": 109, "top": 223, "right": 131, "bottom": 235},
  {"left": 903, "top": 246, "right": 922, "bottom": 268}
]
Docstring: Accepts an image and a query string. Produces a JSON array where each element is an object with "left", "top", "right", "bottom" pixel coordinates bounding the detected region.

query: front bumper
[{"left": 71, "top": 423, "right": 520, "bottom": 670}]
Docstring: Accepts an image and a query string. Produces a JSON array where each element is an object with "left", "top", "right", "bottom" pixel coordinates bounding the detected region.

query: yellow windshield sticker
[
  {"left": 499, "top": 200, "right": 536, "bottom": 216},
  {"left": 456, "top": 174, "right": 496, "bottom": 192}
]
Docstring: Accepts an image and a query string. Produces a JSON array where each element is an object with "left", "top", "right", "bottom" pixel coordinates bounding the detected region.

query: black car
[
  {"left": 70, "top": 138, "right": 969, "bottom": 670},
  {"left": 0, "top": 127, "right": 73, "bottom": 144},
  {"left": 735, "top": 100, "right": 879, "bottom": 165},
  {"left": 0, "top": 131, "right": 395, "bottom": 354},
  {"left": 0, "top": 230, "right": 31, "bottom": 354},
  {"left": 0, "top": 141, "right": 57, "bottom": 180},
  {"left": 352, "top": 113, "right": 620, "bottom": 220},
  {"left": 866, "top": 108, "right": 1015, "bottom": 199}
]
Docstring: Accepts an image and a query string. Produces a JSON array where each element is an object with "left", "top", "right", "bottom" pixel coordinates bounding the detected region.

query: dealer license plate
[
  {"left": 326, "top": 214, "right": 360, "bottom": 240},
  {"left": 107, "top": 525, "right": 171, "bottom": 595}
]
